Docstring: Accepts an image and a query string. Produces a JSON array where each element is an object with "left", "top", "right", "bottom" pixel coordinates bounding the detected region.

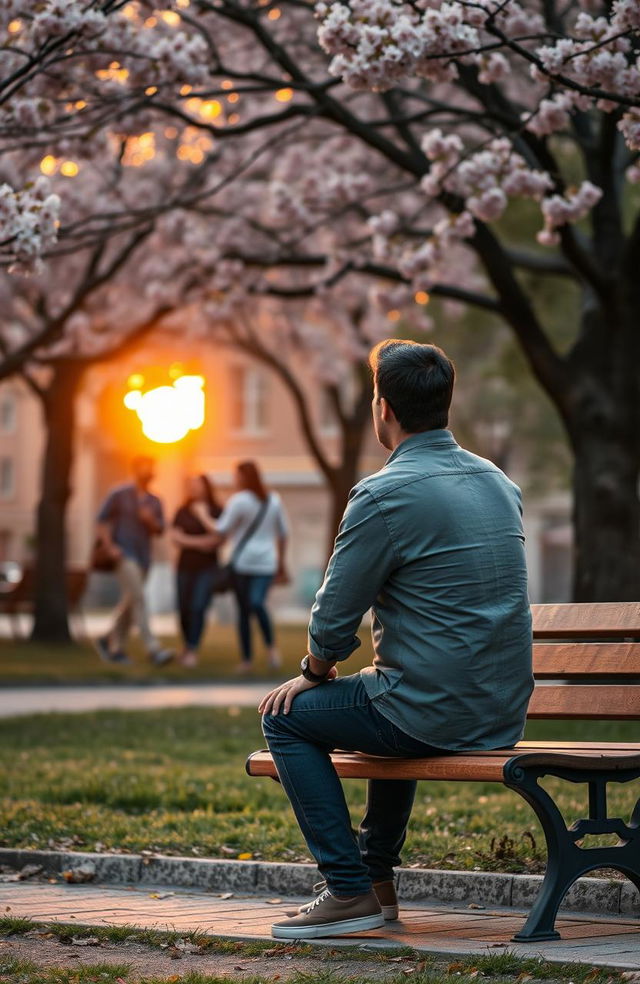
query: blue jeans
[
  {"left": 176, "top": 567, "right": 216, "bottom": 650},
  {"left": 233, "top": 573, "right": 274, "bottom": 663},
  {"left": 262, "top": 674, "right": 446, "bottom": 897}
]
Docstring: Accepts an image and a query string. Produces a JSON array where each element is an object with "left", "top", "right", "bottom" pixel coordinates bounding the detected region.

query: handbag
[
  {"left": 90, "top": 538, "right": 118, "bottom": 573},
  {"left": 211, "top": 496, "right": 271, "bottom": 595}
]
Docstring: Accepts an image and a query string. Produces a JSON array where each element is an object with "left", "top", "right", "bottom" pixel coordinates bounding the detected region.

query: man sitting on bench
[{"left": 259, "top": 338, "right": 534, "bottom": 940}]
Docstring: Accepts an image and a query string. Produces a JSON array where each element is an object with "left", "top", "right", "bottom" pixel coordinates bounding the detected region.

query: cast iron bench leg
[{"left": 504, "top": 758, "right": 640, "bottom": 942}]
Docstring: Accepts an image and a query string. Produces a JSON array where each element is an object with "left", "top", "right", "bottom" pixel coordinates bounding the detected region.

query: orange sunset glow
[{"left": 124, "top": 372, "right": 205, "bottom": 444}]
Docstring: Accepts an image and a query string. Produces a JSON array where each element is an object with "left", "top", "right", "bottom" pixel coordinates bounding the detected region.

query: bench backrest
[
  {"left": 3, "top": 567, "right": 87, "bottom": 607},
  {"left": 529, "top": 603, "right": 640, "bottom": 720}
]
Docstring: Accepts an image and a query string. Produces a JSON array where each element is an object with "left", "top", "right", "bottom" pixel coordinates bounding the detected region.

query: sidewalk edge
[{"left": 2, "top": 849, "right": 637, "bottom": 917}]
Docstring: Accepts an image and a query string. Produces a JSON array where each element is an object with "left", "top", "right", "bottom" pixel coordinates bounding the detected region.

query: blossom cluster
[
  {"left": 421, "top": 132, "right": 554, "bottom": 223},
  {"left": 0, "top": 178, "right": 60, "bottom": 272},
  {"left": 532, "top": 3, "right": 640, "bottom": 143},
  {"left": 263, "top": 137, "right": 378, "bottom": 282},
  {"left": 367, "top": 125, "right": 603, "bottom": 287},
  {"left": 29, "top": 0, "right": 106, "bottom": 41},
  {"left": 1, "top": 0, "right": 210, "bottom": 268},
  {"left": 317, "top": 0, "right": 640, "bottom": 149},
  {"left": 418, "top": 130, "right": 596, "bottom": 250},
  {"left": 534, "top": 4, "right": 640, "bottom": 104},
  {"left": 537, "top": 182, "right": 603, "bottom": 246},
  {"left": 317, "top": 0, "right": 480, "bottom": 88},
  {"left": 317, "top": 0, "right": 545, "bottom": 90},
  {"left": 269, "top": 153, "right": 374, "bottom": 230}
]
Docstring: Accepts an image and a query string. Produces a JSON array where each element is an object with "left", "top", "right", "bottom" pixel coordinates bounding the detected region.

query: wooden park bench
[
  {"left": 0, "top": 566, "right": 88, "bottom": 639},
  {"left": 247, "top": 603, "right": 640, "bottom": 942}
]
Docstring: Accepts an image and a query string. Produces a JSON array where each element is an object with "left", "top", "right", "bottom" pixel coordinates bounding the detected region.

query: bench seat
[{"left": 247, "top": 745, "right": 640, "bottom": 783}]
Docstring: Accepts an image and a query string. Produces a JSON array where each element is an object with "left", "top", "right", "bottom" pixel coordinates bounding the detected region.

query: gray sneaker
[
  {"left": 150, "top": 649, "right": 175, "bottom": 667},
  {"left": 95, "top": 637, "right": 130, "bottom": 665},
  {"left": 272, "top": 888, "right": 383, "bottom": 939},
  {"left": 297, "top": 879, "right": 398, "bottom": 921}
]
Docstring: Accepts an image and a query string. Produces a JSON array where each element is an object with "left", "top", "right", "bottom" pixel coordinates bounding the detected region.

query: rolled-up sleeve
[{"left": 308, "top": 485, "right": 399, "bottom": 662}]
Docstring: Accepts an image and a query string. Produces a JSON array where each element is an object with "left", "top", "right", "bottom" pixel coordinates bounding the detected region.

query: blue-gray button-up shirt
[
  {"left": 308, "top": 430, "right": 533, "bottom": 751},
  {"left": 96, "top": 483, "right": 164, "bottom": 571}
]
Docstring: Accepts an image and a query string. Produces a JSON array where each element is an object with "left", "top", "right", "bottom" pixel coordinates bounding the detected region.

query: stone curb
[{"left": 1, "top": 849, "right": 638, "bottom": 918}]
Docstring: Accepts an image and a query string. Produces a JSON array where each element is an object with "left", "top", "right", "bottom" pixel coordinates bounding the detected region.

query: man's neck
[
  {"left": 388, "top": 428, "right": 448, "bottom": 452},
  {"left": 387, "top": 430, "right": 413, "bottom": 452}
]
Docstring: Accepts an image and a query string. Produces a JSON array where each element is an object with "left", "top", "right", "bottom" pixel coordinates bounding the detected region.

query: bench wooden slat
[
  {"left": 452, "top": 742, "right": 640, "bottom": 753},
  {"left": 246, "top": 747, "right": 640, "bottom": 784},
  {"left": 533, "top": 642, "right": 640, "bottom": 677},
  {"left": 527, "top": 684, "right": 640, "bottom": 718},
  {"left": 247, "top": 749, "right": 508, "bottom": 782},
  {"left": 532, "top": 603, "right": 640, "bottom": 639}
]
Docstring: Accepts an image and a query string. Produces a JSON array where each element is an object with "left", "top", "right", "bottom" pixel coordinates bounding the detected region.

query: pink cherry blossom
[{"left": 537, "top": 182, "right": 603, "bottom": 245}]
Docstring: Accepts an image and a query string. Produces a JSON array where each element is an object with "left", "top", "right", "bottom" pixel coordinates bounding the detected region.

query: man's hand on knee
[{"left": 258, "top": 666, "right": 338, "bottom": 716}]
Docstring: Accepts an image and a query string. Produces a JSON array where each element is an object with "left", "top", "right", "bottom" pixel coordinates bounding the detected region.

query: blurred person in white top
[{"left": 197, "top": 460, "right": 289, "bottom": 673}]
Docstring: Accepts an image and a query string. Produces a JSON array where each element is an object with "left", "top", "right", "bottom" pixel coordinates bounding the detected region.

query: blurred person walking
[
  {"left": 171, "top": 474, "right": 222, "bottom": 667},
  {"left": 94, "top": 456, "right": 174, "bottom": 666},
  {"left": 212, "top": 461, "right": 289, "bottom": 673}
]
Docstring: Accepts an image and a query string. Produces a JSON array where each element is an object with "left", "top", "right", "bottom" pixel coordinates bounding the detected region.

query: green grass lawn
[
  {"left": 1, "top": 709, "right": 637, "bottom": 873},
  {"left": 0, "top": 946, "right": 625, "bottom": 984},
  {"left": 0, "top": 938, "right": 625, "bottom": 984},
  {"left": 0, "top": 625, "right": 374, "bottom": 685}
]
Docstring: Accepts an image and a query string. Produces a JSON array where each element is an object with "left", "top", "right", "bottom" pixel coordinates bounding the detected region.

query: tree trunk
[
  {"left": 326, "top": 462, "right": 360, "bottom": 561},
  {"left": 31, "top": 360, "right": 84, "bottom": 643},
  {"left": 572, "top": 431, "right": 640, "bottom": 601},
  {"left": 325, "top": 373, "right": 373, "bottom": 559},
  {"left": 567, "top": 259, "right": 640, "bottom": 601}
]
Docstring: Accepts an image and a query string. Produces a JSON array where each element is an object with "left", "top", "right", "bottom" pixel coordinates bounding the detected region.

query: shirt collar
[{"left": 386, "top": 429, "right": 458, "bottom": 465}]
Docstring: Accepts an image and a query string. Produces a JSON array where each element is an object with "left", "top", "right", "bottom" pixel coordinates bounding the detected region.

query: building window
[
  {"left": 230, "top": 366, "right": 269, "bottom": 434},
  {"left": 0, "top": 393, "right": 16, "bottom": 434},
  {"left": 0, "top": 457, "right": 14, "bottom": 499}
]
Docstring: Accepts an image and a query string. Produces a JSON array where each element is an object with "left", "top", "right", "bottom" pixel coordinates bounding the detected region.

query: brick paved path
[{"left": 2, "top": 882, "right": 639, "bottom": 969}]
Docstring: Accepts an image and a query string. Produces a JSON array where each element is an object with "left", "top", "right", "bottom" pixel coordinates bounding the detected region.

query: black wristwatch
[{"left": 300, "top": 654, "right": 330, "bottom": 683}]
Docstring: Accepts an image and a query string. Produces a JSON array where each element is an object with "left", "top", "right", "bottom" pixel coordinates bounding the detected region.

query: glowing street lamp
[{"left": 124, "top": 373, "right": 205, "bottom": 443}]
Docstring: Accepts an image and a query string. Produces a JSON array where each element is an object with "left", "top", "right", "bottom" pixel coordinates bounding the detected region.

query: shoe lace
[
  {"left": 311, "top": 880, "right": 327, "bottom": 895},
  {"left": 307, "top": 888, "right": 331, "bottom": 912}
]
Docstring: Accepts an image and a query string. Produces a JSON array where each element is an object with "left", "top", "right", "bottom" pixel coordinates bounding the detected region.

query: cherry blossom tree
[
  {"left": 310, "top": 0, "right": 640, "bottom": 602},
  {"left": 1, "top": 248, "right": 177, "bottom": 644},
  {"left": 2, "top": 0, "right": 640, "bottom": 601},
  {"left": 0, "top": 146, "right": 220, "bottom": 642}
]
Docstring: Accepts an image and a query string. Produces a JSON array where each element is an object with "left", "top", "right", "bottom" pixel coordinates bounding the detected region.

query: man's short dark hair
[{"left": 369, "top": 339, "right": 455, "bottom": 433}]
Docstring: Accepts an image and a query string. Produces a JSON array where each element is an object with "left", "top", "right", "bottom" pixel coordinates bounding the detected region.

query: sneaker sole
[
  {"left": 94, "top": 644, "right": 130, "bottom": 666},
  {"left": 272, "top": 912, "right": 384, "bottom": 939},
  {"left": 298, "top": 900, "right": 398, "bottom": 922}
]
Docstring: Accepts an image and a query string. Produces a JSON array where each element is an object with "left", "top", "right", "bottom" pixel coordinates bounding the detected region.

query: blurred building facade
[{"left": 0, "top": 340, "right": 573, "bottom": 611}]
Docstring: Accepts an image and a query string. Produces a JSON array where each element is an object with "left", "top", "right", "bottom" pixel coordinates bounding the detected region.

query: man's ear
[{"left": 380, "top": 397, "right": 394, "bottom": 423}]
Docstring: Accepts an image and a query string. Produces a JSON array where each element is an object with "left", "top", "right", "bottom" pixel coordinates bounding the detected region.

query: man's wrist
[{"left": 300, "top": 654, "right": 330, "bottom": 683}]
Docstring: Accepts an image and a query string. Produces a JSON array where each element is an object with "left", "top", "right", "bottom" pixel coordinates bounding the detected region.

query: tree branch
[{"left": 214, "top": 313, "right": 337, "bottom": 482}]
